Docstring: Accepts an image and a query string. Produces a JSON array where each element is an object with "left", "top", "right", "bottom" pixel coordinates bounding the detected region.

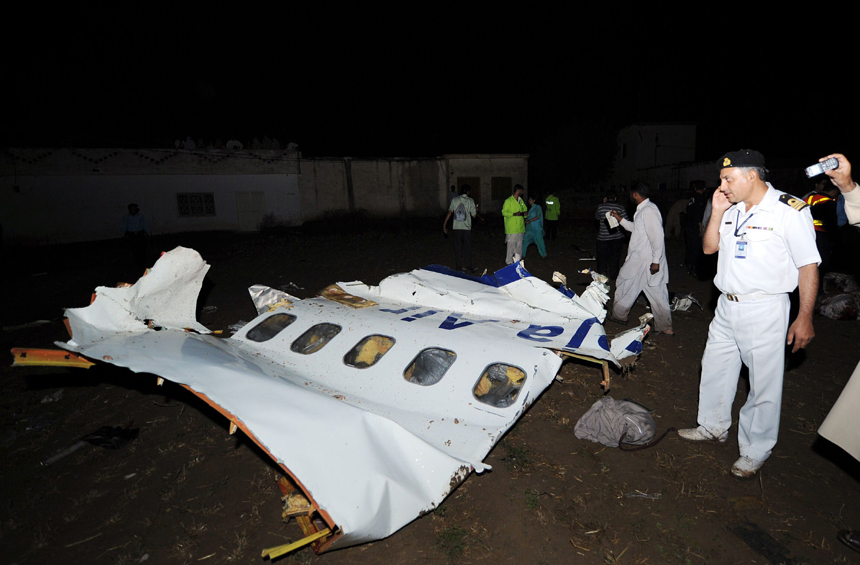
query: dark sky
[{"left": 6, "top": 12, "right": 857, "bottom": 183}]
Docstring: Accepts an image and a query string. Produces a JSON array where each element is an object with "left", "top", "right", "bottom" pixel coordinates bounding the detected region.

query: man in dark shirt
[
  {"left": 594, "top": 191, "right": 628, "bottom": 279},
  {"left": 806, "top": 184, "right": 841, "bottom": 277},
  {"left": 684, "top": 181, "right": 707, "bottom": 276}
]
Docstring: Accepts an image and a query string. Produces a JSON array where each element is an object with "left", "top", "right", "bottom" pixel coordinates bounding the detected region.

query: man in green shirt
[
  {"left": 502, "top": 184, "right": 528, "bottom": 264},
  {"left": 545, "top": 193, "right": 560, "bottom": 241},
  {"left": 443, "top": 184, "right": 478, "bottom": 272}
]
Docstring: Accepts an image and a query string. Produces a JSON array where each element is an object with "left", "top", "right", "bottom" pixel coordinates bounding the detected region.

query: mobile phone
[{"left": 805, "top": 157, "right": 839, "bottom": 178}]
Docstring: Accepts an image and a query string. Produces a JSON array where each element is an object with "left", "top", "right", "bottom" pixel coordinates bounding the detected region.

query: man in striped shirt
[{"left": 595, "top": 191, "right": 628, "bottom": 279}]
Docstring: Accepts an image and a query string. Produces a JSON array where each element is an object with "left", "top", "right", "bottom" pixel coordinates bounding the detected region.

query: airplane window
[
  {"left": 344, "top": 335, "right": 396, "bottom": 368},
  {"left": 404, "top": 348, "right": 456, "bottom": 386},
  {"left": 245, "top": 314, "right": 297, "bottom": 342},
  {"left": 290, "top": 323, "right": 342, "bottom": 354},
  {"left": 473, "top": 364, "right": 526, "bottom": 408}
]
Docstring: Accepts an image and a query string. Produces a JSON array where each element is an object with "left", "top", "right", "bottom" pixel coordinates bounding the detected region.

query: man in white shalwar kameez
[
  {"left": 608, "top": 183, "right": 674, "bottom": 334},
  {"left": 816, "top": 153, "right": 860, "bottom": 553}
]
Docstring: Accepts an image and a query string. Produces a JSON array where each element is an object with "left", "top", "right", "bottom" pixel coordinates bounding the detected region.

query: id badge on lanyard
[
  {"left": 734, "top": 236, "right": 748, "bottom": 259},
  {"left": 733, "top": 210, "right": 753, "bottom": 260}
]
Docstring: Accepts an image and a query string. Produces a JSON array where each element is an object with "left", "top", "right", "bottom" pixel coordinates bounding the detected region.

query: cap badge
[{"left": 723, "top": 157, "right": 732, "bottom": 167}]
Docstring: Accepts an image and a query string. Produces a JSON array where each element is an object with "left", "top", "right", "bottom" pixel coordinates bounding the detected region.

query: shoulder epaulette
[{"left": 779, "top": 194, "right": 809, "bottom": 211}]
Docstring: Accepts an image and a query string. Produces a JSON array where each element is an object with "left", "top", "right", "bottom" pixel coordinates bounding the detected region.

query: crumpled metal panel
[{"left": 58, "top": 247, "right": 645, "bottom": 550}]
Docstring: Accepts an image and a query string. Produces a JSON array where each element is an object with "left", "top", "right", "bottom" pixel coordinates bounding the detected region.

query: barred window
[{"left": 177, "top": 193, "right": 216, "bottom": 216}]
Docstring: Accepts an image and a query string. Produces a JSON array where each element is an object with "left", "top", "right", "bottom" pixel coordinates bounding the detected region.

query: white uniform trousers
[
  {"left": 610, "top": 265, "right": 673, "bottom": 332},
  {"left": 697, "top": 293, "right": 790, "bottom": 461},
  {"left": 505, "top": 233, "right": 523, "bottom": 264}
]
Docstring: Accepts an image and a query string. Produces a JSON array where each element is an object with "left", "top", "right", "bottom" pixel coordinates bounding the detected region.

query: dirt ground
[{"left": 2, "top": 218, "right": 860, "bottom": 565}]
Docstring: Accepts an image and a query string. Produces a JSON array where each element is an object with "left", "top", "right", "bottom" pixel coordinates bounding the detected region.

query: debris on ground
[
  {"left": 40, "top": 389, "right": 64, "bottom": 404},
  {"left": 279, "top": 282, "right": 305, "bottom": 292},
  {"left": 30, "top": 247, "right": 648, "bottom": 554},
  {"left": 41, "top": 424, "right": 139, "bottom": 466},
  {"left": 3, "top": 320, "right": 53, "bottom": 332},
  {"left": 670, "top": 292, "right": 703, "bottom": 312},
  {"left": 822, "top": 272, "right": 860, "bottom": 294},
  {"left": 819, "top": 292, "right": 860, "bottom": 320}
]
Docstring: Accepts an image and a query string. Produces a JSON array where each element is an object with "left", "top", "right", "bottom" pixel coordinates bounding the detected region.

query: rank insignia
[
  {"left": 723, "top": 157, "right": 731, "bottom": 166},
  {"left": 779, "top": 194, "right": 809, "bottom": 211}
]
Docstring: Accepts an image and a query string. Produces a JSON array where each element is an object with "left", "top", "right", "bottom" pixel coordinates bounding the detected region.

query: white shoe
[
  {"left": 731, "top": 456, "right": 765, "bottom": 479},
  {"left": 677, "top": 427, "right": 727, "bottom": 443}
]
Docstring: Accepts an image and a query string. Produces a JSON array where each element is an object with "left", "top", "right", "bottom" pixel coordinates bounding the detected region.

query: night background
[
  {"left": 4, "top": 13, "right": 860, "bottom": 565},
  {"left": 5, "top": 12, "right": 857, "bottom": 190}
]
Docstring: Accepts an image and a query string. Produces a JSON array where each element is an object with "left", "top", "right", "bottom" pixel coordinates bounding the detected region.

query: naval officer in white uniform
[{"left": 679, "top": 149, "right": 820, "bottom": 478}]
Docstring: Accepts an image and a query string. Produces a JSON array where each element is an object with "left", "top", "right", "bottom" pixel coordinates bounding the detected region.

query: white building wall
[
  {"left": 443, "top": 155, "right": 529, "bottom": 211},
  {"left": 1, "top": 149, "right": 527, "bottom": 245},
  {"left": 612, "top": 124, "right": 697, "bottom": 187},
  {"left": 0, "top": 173, "right": 300, "bottom": 245},
  {"left": 298, "top": 160, "right": 349, "bottom": 219}
]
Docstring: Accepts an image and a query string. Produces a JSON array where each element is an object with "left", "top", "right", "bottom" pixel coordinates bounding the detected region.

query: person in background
[
  {"left": 607, "top": 182, "right": 673, "bottom": 334},
  {"left": 805, "top": 180, "right": 841, "bottom": 277},
  {"left": 447, "top": 185, "right": 458, "bottom": 207},
  {"left": 544, "top": 192, "right": 560, "bottom": 241},
  {"left": 443, "top": 184, "right": 478, "bottom": 273},
  {"left": 595, "top": 191, "right": 628, "bottom": 279},
  {"left": 522, "top": 194, "right": 547, "bottom": 260},
  {"left": 665, "top": 196, "right": 689, "bottom": 239},
  {"left": 684, "top": 181, "right": 707, "bottom": 276},
  {"left": 816, "top": 153, "right": 860, "bottom": 553},
  {"left": 122, "top": 203, "right": 151, "bottom": 273},
  {"left": 502, "top": 184, "right": 528, "bottom": 264}
]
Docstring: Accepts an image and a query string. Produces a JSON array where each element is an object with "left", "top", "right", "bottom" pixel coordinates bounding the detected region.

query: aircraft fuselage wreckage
[{"left": 13, "top": 247, "right": 650, "bottom": 558}]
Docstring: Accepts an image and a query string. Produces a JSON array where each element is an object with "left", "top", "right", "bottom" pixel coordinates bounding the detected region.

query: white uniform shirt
[{"left": 714, "top": 183, "right": 820, "bottom": 295}]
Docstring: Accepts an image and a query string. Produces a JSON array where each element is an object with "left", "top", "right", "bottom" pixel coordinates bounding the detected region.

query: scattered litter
[
  {"left": 819, "top": 293, "right": 860, "bottom": 320},
  {"left": 3, "top": 320, "right": 53, "bottom": 332},
  {"left": 577, "top": 269, "right": 591, "bottom": 274},
  {"left": 202, "top": 305, "right": 218, "bottom": 314},
  {"left": 65, "top": 532, "right": 103, "bottom": 548},
  {"left": 228, "top": 321, "right": 248, "bottom": 333},
  {"left": 570, "top": 244, "right": 587, "bottom": 253},
  {"left": 279, "top": 282, "right": 305, "bottom": 292},
  {"left": 41, "top": 424, "right": 140, "bottom": 466},
  {"left": 124, "top": 473, "right": 137, "bottom": 479},
  {"left": 139, "top": 554, "right": 149, "bottom": 562},
  {"left": 41, "top": 389, "right": 64, "bottom": 404},
  {"left": 579, "top": 257, "right": 596, "bottom": 261},
  {"left": 670, "top": 293, "right": 703, "bottom": 312},
  {"left": 25, "top": 414, "right": 57, "bottom": 431},
  {"left": 624, "top": 491, "right": 662, "bottom": 500}
]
